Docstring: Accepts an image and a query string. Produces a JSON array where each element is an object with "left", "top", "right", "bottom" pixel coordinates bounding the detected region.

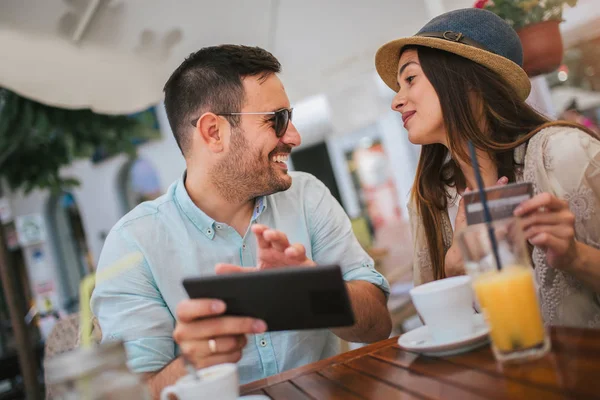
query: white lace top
[{"left": 409, "top": 126, "right": 600, "bottom": 328}]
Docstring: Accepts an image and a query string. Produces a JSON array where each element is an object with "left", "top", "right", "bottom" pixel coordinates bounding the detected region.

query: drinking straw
[{"left": 467, "top": 141, "right": 502, "bottom": 271}]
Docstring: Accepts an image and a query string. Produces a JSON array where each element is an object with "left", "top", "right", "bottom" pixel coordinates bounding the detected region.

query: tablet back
[{"left": 182, "top": 265, "right": 355, "bottom": 331}]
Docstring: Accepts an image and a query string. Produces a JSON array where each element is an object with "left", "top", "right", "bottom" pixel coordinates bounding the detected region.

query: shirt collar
[
  {"left": 252, "top": 196, "right": 267, "bottom": 221},
  {"left": 175, "top": 171, "right": 268, "bottom": 239},
  {"left": 175, "top": 173, "right": 216, "bottom": 239}
]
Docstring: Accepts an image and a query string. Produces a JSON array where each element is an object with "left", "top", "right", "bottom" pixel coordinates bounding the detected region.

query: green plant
[
  {"left": 0, "top": 88, "right": 160, "bottom": 194},
  {"left": 475, "top": 0, "right": 578, "bottom": 30}
]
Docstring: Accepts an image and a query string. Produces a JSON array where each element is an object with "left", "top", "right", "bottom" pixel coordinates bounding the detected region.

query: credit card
[{"left": 463, "top": 182, "right": 533, "bottom": 225}]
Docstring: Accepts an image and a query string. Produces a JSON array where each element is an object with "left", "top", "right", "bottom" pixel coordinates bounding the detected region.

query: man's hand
[
  {"left": 216, "top": 224, "right": 316, "bottom": 274},
  {"left": 173, "top": 299, "right": 267, "bottom": 369},
  {"left": 253, "top": 224, "right": 316, "bottom": 269}
]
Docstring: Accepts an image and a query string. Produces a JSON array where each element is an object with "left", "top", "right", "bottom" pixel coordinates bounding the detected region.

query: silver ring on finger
[{"left": 208, "top": 338, "right": 217, "bottom": 354}]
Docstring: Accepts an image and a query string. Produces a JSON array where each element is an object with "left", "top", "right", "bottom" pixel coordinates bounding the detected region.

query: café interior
[{"left": 1, "top": 0, "right": 600, "bottom": 398}]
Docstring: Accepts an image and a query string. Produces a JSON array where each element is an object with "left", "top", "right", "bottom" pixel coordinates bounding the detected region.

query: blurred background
[{"left": 0, "top": 0, "right": 599, "bottom": 397}]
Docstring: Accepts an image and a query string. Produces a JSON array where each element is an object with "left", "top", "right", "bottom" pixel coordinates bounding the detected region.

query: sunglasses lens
[{"left": 276, "top": 109, "right": 291, "bottom": 137}]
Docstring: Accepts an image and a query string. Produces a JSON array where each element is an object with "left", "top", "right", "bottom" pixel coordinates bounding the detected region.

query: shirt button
[
  {"left": 242, "top": 244, "right": 247, "bottom": 250},
  {"left": 260, "top": 339, "right": 267, "bottom": 347},
  {"left": 207, "top": 228, "right": 213, "bottom": 234},
  {"left": 216, "top": 224, "right": 223, "bottom": 230}
]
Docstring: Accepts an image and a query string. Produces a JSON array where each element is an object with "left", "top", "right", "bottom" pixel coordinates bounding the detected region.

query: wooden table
[{"left": 241, "top": 327, "right": 600, "bottom": 399}]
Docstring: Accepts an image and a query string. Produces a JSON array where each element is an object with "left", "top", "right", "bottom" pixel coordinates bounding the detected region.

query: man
[{"left": 91, "top": 45, "right": 391, "bottom": 397}]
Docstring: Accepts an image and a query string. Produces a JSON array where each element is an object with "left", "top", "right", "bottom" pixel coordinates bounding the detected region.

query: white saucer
[{"left": 398, "top": 313, "right": 490, "bottom": 357}]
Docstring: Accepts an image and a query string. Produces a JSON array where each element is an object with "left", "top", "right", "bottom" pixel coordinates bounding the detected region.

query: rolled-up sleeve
[
  {"left": 303, "top": 175, "right": 390, "bottom": 297},
  {"left": 90, "top": 227, "right": 176, "bottom": 373}
]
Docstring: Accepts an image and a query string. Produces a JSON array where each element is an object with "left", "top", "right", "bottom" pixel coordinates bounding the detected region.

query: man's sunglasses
[{"left": 190, "top": 108, "right": 293, "bottom": 138}]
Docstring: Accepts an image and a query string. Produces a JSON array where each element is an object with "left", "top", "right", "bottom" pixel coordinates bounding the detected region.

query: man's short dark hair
[{"left": 163, "top": 44, "right": 281, "bottom": 156}]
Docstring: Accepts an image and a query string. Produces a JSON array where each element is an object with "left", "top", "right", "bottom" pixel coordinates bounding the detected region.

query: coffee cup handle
[{"left": 160, "top": 385, "right": 180, "bottom": 400}]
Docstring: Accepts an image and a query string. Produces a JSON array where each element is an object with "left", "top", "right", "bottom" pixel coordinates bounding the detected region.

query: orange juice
[{"left": 473, "top": 266, "right": 545, "bottom": 353}]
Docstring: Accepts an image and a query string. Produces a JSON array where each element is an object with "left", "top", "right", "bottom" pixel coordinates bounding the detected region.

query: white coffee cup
[
  {"left": 160, "top": 363, "right": 239, "bottom": 400},
  {"left": 409, "top": 276, "right": 475, "bottom": 343}
]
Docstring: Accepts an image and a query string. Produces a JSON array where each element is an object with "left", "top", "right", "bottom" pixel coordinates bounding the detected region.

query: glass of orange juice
[{"left": 457, "top": 217, "right": 550, "bottom": 363}]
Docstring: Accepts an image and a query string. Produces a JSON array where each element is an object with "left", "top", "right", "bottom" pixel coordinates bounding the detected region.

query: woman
[{"left": 375, "top": 8, "right": 600, "bottom": 327}]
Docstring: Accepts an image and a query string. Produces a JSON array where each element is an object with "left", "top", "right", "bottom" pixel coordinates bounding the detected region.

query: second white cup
[
  {"left": 160, "top": 363, "right": 239, "bottom": 400},
  {"left": 409, "top": 276, "right": 475, "bottom": 343}
]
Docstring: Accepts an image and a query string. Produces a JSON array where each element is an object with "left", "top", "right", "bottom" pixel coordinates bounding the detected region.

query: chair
[{"left": 43, "top": 314, "right": 102, "bottom": 399}]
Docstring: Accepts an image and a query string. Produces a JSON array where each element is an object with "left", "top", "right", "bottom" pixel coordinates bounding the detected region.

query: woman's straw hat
[{"left": 375, "top": 8, "right": 531, "bottom": 100}]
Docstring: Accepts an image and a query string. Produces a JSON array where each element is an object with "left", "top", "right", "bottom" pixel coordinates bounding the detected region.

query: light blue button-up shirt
[{"left": 91, "top": 171, "right": 390, "bottom": 384}]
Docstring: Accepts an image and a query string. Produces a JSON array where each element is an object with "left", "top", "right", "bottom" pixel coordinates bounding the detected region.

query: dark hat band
[{"left": 416, "top": 31, "right": 491, "bottom": 53}]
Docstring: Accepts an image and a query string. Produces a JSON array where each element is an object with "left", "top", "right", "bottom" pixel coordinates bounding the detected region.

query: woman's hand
[
  {"left": 445, "top": 176, "right": 508, "bottom": 277},
  {"left": 514, "top": 192, "right": 578, "bottom": 271}
]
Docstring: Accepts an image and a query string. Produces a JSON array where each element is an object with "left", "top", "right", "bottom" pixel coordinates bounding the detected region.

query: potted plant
[{"left": 474, "top": 0, "right": 579, "bottom": 77}]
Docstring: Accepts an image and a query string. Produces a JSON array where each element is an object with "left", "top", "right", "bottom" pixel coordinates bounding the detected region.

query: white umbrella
[{"left": 0, "top": 0, "right": 184, "bottom": 114}]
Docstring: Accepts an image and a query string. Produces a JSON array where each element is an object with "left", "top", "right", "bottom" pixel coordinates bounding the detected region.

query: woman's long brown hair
[{"left": 409, "top": 45, "right": 596, "bottom": 280}]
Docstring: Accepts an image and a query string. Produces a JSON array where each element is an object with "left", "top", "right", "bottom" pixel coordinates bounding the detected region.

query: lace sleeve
[
  {"left": 520, "top": 127, "right": 600, "bottom": 325},
  {"left": 541, "top": 129, "right": 600, "bottom": 251}
]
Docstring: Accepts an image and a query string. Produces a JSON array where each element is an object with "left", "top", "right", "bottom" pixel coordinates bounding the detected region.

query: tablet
[{"left": 182, "top": 265, "right": 355, "bottom": 331}]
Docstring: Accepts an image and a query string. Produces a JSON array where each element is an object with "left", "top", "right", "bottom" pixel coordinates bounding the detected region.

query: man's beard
[{"left": 210, "top": 128, "right": 292, "bottom": 203}]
